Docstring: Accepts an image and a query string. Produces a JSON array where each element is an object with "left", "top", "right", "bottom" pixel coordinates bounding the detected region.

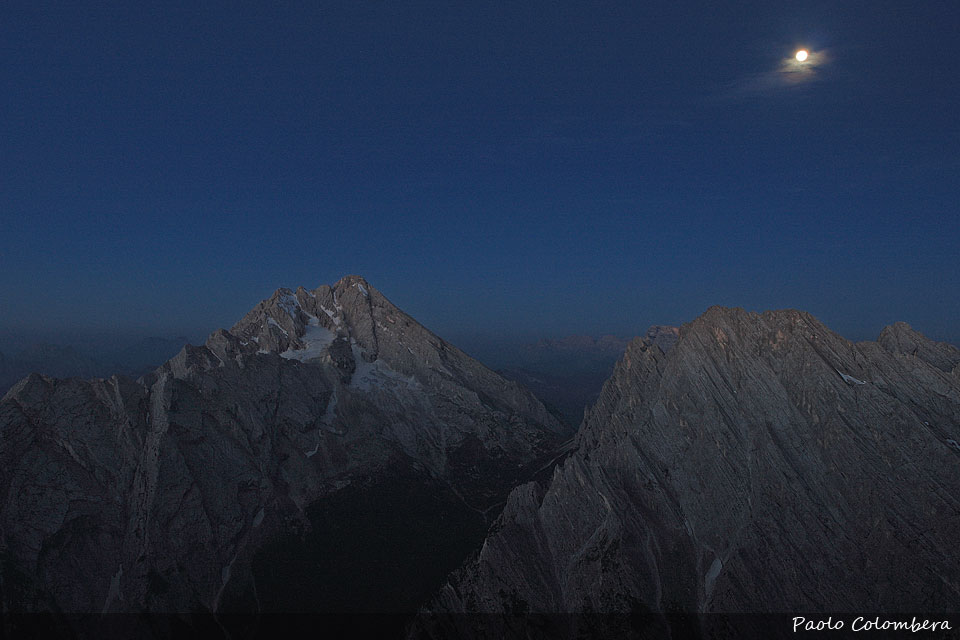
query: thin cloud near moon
[
  {"left": 715, "top": 48, "right": 830, "bottom": 101},
  {"left": 778, "top": 48, "right": 828, "bottom": 84}
]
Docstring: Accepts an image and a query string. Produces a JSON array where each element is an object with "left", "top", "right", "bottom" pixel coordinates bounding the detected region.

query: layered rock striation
[
  {"left": 432, "top": 307, "right": 960, "bottom": 629},
  {"left": 0, "top": 276, "right": 564, "bottom": 616}
]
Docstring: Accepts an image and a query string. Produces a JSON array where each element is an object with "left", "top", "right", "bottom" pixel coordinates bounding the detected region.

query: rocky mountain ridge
[
  {"left": 0, "top": 276, "right": 564, "bottom": 618},
  {"left": 428, "top": 306, "right": 960, "bottom": 636}
]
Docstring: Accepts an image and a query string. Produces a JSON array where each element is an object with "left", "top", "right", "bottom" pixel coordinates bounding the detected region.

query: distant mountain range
[
  {"left": 497, "top": 327, "right": 679, "bottom": 426},
  {"left": 0, "top": 336, "right": 191, "bottom": 394}
]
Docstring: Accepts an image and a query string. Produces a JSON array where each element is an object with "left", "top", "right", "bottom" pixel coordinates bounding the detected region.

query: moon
[{"left": 795, "top": 50, "right": 809, "bottom": 62}]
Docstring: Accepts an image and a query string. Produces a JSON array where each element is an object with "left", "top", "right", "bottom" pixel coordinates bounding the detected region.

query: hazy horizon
[{"left": 2, "top": 275, "right": 957, "bottom": 368}]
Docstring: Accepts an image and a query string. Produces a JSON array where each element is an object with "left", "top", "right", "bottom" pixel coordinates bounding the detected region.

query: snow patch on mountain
[
  {"left": 281, "top": 317, "right": 335, "bottom": 362},
  {"left": 350, "top": 344, "right": 419, "bottom": 392},
  {"left": 266, "top": 317, "right": 288, "bottom": 336},
  {"left": 836, "top": 369, "right": 866, "bottom": 385},
  {"left": 320, "top": 305, "right": 341, "bottom": 326}
]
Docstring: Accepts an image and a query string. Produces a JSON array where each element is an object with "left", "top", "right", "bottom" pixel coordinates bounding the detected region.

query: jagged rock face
[
  {"left": 878, "top": 321, "right": 960, "bottom": 374},
  {"left": 432, "top": 307, "right": 960, "bottom": 621},
  {"left": 640, "top": 325, "right": 679, "bottom": 354},
  {"left": 0, "top": 276, "right": 564, "bottom": 615}
]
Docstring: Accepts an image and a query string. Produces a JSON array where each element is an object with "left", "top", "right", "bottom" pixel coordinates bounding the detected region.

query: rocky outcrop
[
  {"left": 430, "top": 308, "right": 960, "bottom": 633},
  {"left": 877, "top": 321, "right": 960, "bottom": 373},
  {"left": 641, "top": 325, "right": 679, "bottom": 354},
  {"left": 0, "top": 276, "right": 564, "bottom": 617}
]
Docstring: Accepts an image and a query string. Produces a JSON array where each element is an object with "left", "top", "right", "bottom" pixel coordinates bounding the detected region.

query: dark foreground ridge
[
  {"left": 426, "top": 307, "right": 960, "bottom": 635},
  {"left": 0, "top": 612, "right": 957, "bottom": 640}
]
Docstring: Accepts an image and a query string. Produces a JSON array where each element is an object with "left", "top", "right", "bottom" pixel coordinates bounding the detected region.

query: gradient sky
[{"left": 2, "top": 0, "right": 958, "bottom": 348}]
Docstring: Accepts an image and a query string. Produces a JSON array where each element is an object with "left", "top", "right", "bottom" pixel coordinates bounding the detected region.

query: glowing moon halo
[{"left": 795, "top": 50, "right": 809, "bottom": 62}]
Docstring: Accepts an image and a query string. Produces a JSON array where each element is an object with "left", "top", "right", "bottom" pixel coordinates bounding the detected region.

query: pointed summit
[
  {"left": 333, "top": 274, "right": 372, "bottom": 292},
  {"left": 223, "top": 276, "right": 566, "bottom": 437}
]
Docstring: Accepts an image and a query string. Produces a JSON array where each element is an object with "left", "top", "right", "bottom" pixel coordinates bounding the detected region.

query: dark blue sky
[{"left": 2, "top": 0, "right": 958, "bottom": 347}]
